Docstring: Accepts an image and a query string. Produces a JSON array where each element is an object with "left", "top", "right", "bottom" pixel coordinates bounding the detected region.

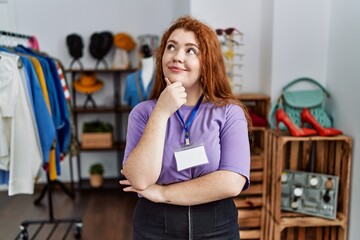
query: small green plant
[
  {"left": 83, "top": 120, "right": 114, "bottom": 133},
  {"left": 89, "top": 163, "right": 104, "bottom": 175}
]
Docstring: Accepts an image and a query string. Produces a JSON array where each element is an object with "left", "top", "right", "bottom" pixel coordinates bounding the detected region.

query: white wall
[
  {"left": 270, "top": 0, "right": 331, "bottom": 98},
  {"left": 259, "top": 0, "right": 274, "bottom": 95},
  {"left": 173, "top": 0, "right": 190, "bottom": 18},
  {"left": 0, "top": 0, "right": 17, "bottom": 31},
  {"left": 14, "top": 0, "right": 177, "bottom": 69},
  {"left": 326, "top": 0, "right": 360, "bottom": 239}
]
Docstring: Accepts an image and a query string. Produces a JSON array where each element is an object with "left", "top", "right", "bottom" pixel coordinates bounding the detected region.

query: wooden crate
[
  {"left": 236, "top": 129, "right": 267, "bottom": 240},
  {"left": 236, "top": 93, "right": 270, "bottom": 119},
  {"left": 82, "top": 133, "right": 113, "bottom": 148},
  {"left": 265, "top": 131, "right": 352, "bottom": 240},
  {"left": 234, "top": 93, "right": 270, "bottom": 240}
]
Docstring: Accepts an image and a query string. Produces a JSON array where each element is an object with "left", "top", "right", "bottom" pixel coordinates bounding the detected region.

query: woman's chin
[{"left": 166, "top": 76, "right": 183, "bottom": 84}]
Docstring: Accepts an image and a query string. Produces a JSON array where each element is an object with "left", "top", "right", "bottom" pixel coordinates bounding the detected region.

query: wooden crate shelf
[
  {"left": 251, "top": 155, "right": 265, "bottom": 170},
  {"left": 234, "top": 196, "right": 263, "bottom": 208},
  {"left": 240, "top": 229, "right": 261, "bottom": 240},
  {"left": 264, "top": 130, "right": 352, "bottom": 240},
  {"left": 235, "top": 93, "right": 270, "bottom": 240},
  {"left": 280, "top": 214, "right": 346, "bottom": 229}
]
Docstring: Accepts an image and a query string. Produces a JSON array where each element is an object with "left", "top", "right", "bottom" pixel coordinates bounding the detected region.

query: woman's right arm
[{"left": 122, "top": 79, "right": 186, "bottom": 190}]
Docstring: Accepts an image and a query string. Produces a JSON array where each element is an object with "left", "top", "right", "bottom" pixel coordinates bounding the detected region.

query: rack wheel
[
  {"left": 19, "top": 225, "right": 28, "bottom": 240},
  {"left": 74, "top": 222, "right": 83, "bottom": 239}
]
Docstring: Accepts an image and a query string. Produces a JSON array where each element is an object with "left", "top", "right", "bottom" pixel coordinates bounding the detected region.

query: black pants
[{"left": 133, "top": 198, "right": 240, "bottom": 240}]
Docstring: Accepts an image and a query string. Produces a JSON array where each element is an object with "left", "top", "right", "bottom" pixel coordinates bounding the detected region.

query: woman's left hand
[{"left": 119, "top": 180, "right": 165, "bottom": 203}]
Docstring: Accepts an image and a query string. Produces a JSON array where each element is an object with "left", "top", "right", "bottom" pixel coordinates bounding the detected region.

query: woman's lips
[{"left": 168, "top": 65, "right": 187, "bottom": 72}]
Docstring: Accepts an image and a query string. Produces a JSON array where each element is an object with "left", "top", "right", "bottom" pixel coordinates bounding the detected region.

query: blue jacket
[
  {"left": 14, "top": 46, "right": 72, "bottom": 175},
  {"left": 124, "top": 70, "right": 154, "bottom": 108}
]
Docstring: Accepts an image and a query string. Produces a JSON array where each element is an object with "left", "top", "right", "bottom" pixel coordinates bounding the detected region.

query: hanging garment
[
  {"left": 0, "top": 52, "right": 43, "bottom": 195},
  {"left": 15, "top": 46, "right": 71, "bottom": 155},
  {"left": 29, "top": 57, "right": 58, "bottom": 180},
  {"left": 1, "top": 47, "right": 56, "bottom": 164},
  {"left": 124, "top": 70, "right": 154, "bottom": 108},
  {"left": 56, "top": 61, "right": 71, "bottom": 101},
  {"left": 14, "top": 46, "right": 72, "bottom": 178},
  {"left": 55, "top": 60, "right": 79, "bottom": 158},
  {"left": 1, "top": 46, "right": 59, "bottom": 180},
  {"left": 30, "top": 57, "right": 51, "bottom": 111}
]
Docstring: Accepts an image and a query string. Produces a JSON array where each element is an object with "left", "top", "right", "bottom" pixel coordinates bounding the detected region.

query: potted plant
[
  {"left": 82, "top": 120, "right": 114, "bottom": 148},
  {"left": 89, "top": 163, "right": 104, "bottom": 188}
]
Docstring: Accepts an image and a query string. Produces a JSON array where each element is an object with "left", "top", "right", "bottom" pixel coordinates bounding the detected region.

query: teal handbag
[{"left": 268, "top": 78, "right": 332, "bottom": 130}]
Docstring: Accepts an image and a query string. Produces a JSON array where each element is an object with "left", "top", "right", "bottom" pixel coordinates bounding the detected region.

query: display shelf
[
  {"left": 280, "top": 214, "right": 345, "bottom": 229},
  {"left": 236, "top": 93, "right": 270, "bottom": 240},
  {"left": 78, "top": 141, "right": 126, "bottom": 151},
  {"left": 218, "top": 29, "right": 244, "bottom": 92},
  {"left": 264, "top": 130, "right": 352, "bottom": 240},
  {"left": 67, "top": 68, "right": 136, "bottom": 190},
  {"left": 73, "top": 106, "right": 131, "bottom": 113},
  {"left": 66, "top": 68, "right": 136, "bottom": 74},
  {"left": 236, "top": 93, "right": 270, "bottom": 118}
]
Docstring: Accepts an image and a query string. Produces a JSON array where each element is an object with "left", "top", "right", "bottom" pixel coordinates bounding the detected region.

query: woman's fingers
[
  {"left": 119, "top": 180, "right": 131, "bottom": 185},
  {"left": 164, "top": 77, "right": 171, "bottom": 85},
  {"left": 123, "top": 186, "right": 135, "bottom": 192},
  {"left": 156, "top": 78, "right": 186, "bottom": 116}
]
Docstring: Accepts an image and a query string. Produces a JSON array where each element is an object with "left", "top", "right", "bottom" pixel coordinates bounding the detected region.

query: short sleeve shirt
[{"left": 123, "top": 100, "right": 250, "bottom": 190}]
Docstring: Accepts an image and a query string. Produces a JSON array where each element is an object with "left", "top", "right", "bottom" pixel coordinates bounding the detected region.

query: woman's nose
[{"left": 172, "top": 50, "right": 184, "bottom": 63}]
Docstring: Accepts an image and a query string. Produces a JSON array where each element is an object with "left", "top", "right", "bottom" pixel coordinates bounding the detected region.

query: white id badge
[{"left": 174, "top": 145, "right": 208, "bottom": 171}]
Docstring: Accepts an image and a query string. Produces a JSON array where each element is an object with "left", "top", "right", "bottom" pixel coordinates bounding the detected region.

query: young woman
[{"left": 120, "top": 16, "right": 251, "bottom": 240}]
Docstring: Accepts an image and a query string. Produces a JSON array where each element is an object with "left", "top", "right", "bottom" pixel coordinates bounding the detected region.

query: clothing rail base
[
  {"left": 16, "top": 173, "right": 83, "bottom": 240},
  {"left": 16, "top": 217, "right": 82, "bottom": 240}
]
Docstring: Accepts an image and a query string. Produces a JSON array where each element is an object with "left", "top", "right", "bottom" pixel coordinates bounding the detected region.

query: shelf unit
[
  {"left": 67, "top": 68, "right": 136, "bottom": 189},
  {"left": 264, "top": 131, "right": 352, "bottom": 240},
  {"left": 235, "top": 93, "right": 270, "bottom": 240},
  {"left": 218, "top": 29, "right": 244, "bottom": 93}
]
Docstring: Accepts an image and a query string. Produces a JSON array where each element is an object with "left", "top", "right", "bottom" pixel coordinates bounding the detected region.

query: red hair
[{"left": 150, "top": 16, "right": 252, "bottom": 130}]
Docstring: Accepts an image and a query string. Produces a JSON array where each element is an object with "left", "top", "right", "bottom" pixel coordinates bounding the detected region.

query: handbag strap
[{"left": 282, "top": 77, "right": 330, "bottom": 97}]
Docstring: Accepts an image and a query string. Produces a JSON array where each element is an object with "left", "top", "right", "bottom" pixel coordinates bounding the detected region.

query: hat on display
[
  {"left": 73, "top": 72, "right": 104, "bottom": 94},
  {"left": 114, "top": 33, "right": 136, "bottom": 51},
  {"left": 89, "top": 31, "right": 114, "bottom": 60},
  {"left": 66, "top": 33, "right": 84, "bottom": 59}
]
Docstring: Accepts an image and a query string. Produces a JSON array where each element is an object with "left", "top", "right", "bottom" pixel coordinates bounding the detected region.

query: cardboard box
[{"left": 82, "top": 133, "right": 113, "bottom": 148}]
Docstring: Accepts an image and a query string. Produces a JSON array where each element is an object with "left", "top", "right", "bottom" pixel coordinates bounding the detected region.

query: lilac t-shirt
[{"left": 123, "top": 99, "right": 250, "bottom": 191}]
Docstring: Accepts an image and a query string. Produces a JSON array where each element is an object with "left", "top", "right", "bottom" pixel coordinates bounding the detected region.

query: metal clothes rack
[
  {"left": 0, "top": 30, "right": 83, "bottom": 239},
  {"left": 0, "top": 31, "right": 30, "bottom": 40}
]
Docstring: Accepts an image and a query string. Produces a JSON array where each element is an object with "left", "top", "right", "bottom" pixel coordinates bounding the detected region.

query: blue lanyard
[{"left": 176, "top": 94, "right": 204, "bottom": 146}]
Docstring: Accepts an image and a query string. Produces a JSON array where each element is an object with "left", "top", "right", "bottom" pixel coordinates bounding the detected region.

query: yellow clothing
[
  {"left": 30, "top": 57, "right": 57, "bottom": 180},
  {"left": 30, "top": 58, "right": 51, "bottom": 112}
]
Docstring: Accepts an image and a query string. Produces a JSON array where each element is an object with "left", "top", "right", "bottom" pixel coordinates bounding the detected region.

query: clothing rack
[
  {"left": 0, "top": 30, "right": 30, "bottom": 39},
  {"left": 0, "top": 30, "right": 32, "bottom": 48},
  {"left": 0, "top": 30, "right": 83, "bottom": 239}
]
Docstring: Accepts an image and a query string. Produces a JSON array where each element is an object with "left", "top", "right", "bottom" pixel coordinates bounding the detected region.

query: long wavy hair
[{"left": 149, "top": 16, "right": 252, "bottom": 131}]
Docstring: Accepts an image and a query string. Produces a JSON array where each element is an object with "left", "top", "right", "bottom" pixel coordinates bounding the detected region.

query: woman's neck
[{"left": 184, "top": 84, "right": 203, "bottom": 106}]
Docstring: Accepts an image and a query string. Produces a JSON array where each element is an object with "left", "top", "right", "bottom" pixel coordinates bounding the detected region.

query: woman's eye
[
  {"left": 187, "top": 48, "right": 198, "bottom": 55},
  {"left": 166, "top": 44, "right": 175, "bottom": 51}
]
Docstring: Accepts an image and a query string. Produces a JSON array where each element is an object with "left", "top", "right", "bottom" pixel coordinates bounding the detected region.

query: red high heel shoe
[
  {"left": 276, "top": 109, "right": 317, "bottom": 137},
  {"left": 301, "top": 109, "right": 343, "bottom": 136}
]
